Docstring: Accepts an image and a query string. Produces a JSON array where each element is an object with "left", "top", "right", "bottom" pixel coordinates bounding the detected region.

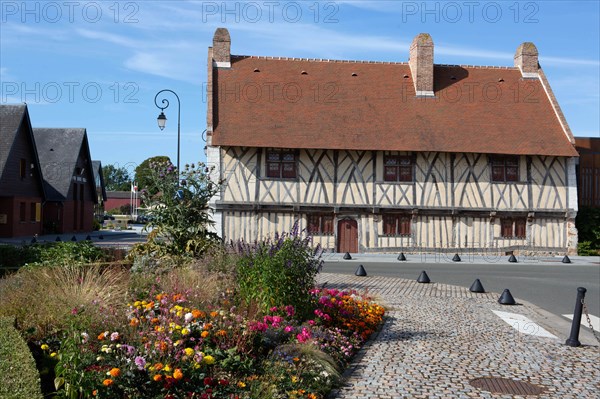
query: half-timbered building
[{"left": 206, "top": 29, "right": 579, "bottom": 255}]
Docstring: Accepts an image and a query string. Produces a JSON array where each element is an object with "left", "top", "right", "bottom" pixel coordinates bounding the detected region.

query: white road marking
[
  {"left": 562, "top": 314, "right": 600, "bottom": 331},
  {"left": 492, "top": 310, "right": 558, "bottom": 339}
]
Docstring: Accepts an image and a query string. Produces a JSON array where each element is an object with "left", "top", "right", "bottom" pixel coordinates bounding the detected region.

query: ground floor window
[
  {"left": 501, "top": 218, "right": 527, "bottom": 238},
  {"left": 307, "top": 214, "right": 334, "bottom": 235},
  {"left": 19, "top": 202, "right": 26, "bottom": 222},
  {"left": 383, "top": 214, "right": 411, "bottom": 236}
]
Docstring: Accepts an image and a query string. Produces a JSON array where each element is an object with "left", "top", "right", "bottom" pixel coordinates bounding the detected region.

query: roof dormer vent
[
  {"left": 351, "top": 72, "right": 358, "bottom": 77},
  {"left": 301, "top": 71, "right": 308, "bottom": 75},
  {"left": 253, "top": 68, "right": 260, "bottom": 72}
]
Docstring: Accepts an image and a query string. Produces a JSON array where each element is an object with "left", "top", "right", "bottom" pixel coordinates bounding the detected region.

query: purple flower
[{"left": 134, "top": 356, "right": 146, "bottom": 370}]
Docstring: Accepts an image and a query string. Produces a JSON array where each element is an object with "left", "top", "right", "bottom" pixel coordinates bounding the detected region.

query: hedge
[{"left": 0, "top": 317, "right": 43, "bottom": 399}]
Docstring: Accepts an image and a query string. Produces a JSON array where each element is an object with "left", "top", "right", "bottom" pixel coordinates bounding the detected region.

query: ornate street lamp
[{"left": 154, "top": 89, "right": 181, "bottom": 183}]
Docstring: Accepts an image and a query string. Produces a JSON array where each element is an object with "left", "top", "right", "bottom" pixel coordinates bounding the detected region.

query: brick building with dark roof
[
  {"left": 0, "top": 105, "right": 45, "bottom": 237},
  {"left": 206, "top": 29, "right": 579, "bottom": 255},
  {"left": 33, "top": 128, "right": 97, "bottom": 234}
]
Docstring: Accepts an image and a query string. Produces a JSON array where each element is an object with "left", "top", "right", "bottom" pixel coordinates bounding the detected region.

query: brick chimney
[
  {"left": 212, "top": 27, "right": 231, "bottom": 68},
  {"left": 409, "top": 33, "right": 434, "bottom": 97},
  {"left": 514, "top": 42, "right": 539, "bottom": 77}
]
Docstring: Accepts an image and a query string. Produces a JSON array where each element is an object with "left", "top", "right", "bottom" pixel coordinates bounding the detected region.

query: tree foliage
[
  {"left": 134, "top": 156, "right": 170, "bottom": 196},
  {"left": 102, "top": 164, "right": 131, "bottom": 191},
  {"left": 137, "top": 160, "right": 221, "bottom": 256}
]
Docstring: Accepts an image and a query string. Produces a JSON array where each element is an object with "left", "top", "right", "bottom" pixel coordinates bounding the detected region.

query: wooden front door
[{"left": 337, "top": 219, "right": 358, "bottom": 253}]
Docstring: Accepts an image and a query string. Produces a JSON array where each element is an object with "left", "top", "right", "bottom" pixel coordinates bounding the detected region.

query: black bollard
[
  {"left": 562, "top": 255, "right": 572, "bottom": 264},
  {"left": 469, "top": 279, "right": 485, "bottom": 293},
  {"left": 417, "top": 271, "right": 431, "bottom": 283},
  {"left": 343, "top": 252, "right": 352, "bottom": 260},
  {"left": 355, "top": 265, "right": 367, "bottom": 276},
  {"left": 55, "top": 236, "right": 61, "bottom": 242},
  {"left": 85, "top": 235, "right": 92, "bottom": 241},
  {"left": 565, "top": 287, "right": 587, "bottom": 347},
  {"left": 508, "top": 254, "right": 518, "bottom": 263},
  {"left": 71, "top": 235, "right": 77, "bottom": 242},
  {"left": 498, "top": 289, "right": 516, "bottom": 305},
  {"left": 398, "top": 252, "right": 407, "bottom": 261},
  {"left": 452, "top": 253, "right": 461, "bottom": 262}
]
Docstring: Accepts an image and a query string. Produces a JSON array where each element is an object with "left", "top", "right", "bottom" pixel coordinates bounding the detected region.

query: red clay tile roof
[{"left": 211, "top": 56, "right": 578, "bottom": 157}]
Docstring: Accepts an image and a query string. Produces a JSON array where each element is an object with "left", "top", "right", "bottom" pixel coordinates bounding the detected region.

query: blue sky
[{"left": 1, "top": 0, "right": 598, "bottom": 178}]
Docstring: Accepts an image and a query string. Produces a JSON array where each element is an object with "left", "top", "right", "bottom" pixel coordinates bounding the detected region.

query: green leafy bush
[
  {"left": 576, "top": 207, "right": 600, "bottom": 250},
  {"left": 140, "top": 161, "right": 222, "bottom": 257},
  {"left": 0, "top": 317, "right": 43, "bottom": 399},
  {"left": 234, "top": 223, "right": 323, "bottom": 319},
  {"left": 577, "top": 241, "right": 599, "bottom": 256}
]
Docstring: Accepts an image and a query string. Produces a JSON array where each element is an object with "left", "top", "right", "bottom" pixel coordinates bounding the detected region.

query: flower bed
[{"left": 39, "top": 288, "right": 384, "bottom": 399}]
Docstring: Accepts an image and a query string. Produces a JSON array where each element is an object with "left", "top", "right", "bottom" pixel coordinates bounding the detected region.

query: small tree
[
  {"left": 103, "top": 164, "right": 131, "bottom": 191},
  {"left": 135, "top": 156, "right": 171, "bottom": 198},
  {"left": 140, "top": 161, "right": 221, "bottom": 256}
]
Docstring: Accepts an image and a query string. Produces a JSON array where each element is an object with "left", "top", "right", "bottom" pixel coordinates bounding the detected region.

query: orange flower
[
  {"left": 153, "top": 374, "right": 162, "bottom": 381},
  {"left": 192, "top": 309, "right": 205, "bottom": 319},
  {"left": 92, "top": 390, "right": 97, "bottom": 396},
  {"left": 102, "top": 379, "right": 113, "bottom": 386},
  {"left": 97, "top": 333, "right": 105, "bottom": 341},
  {"left": 307, "top": 394, "right": 317, "bottom": 399},
  {"left": 210, "top": 311, "right": 219, "bottom": 318},
  {"left": 109, "top": 368, "right": 120, "bottom": 378},
  {"left": 145, "top": 301, "right": 155, "bottom": 310},
  {"left": 151, "top": 317, "right": 160, "bottom": 324},
  {"left": 203, "top": 323, "right": 213, "bottom": 330},
  {"left": 216, "top": 329, "right": 227, "bottom": 337},
  {"left": 129, "top": 318, "right": 139, "bottom": 327},
  {"left": 153, "top": 362, "right": 164, "bottom": 371},
  {"left": 173, "top": 368, "right": 183, "bottom": 380},
  {"left": 156, "top": 293, "right": 165, "bottom": 301},
  {"left": 201, "top": 331, "right": 209, "bottom": 338}
]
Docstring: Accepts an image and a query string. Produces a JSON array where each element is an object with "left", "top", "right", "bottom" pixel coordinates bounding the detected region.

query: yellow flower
[
  {"left": 164, "top": 364, "right": 172, "bottom": 372},
  {"left": 237, "top": 381, "right": 246, "bottom": 388},
  {"left": 204, "top": 355, "right": 215, "bottom": 365},
  {"left": 173, "top": 368, "right": 183, "bottom": 380},
  {"left": 40, "top": 344, "right": 49, "bottom": 351},
  {"left": 291, "top": 376, "right": 299, "bottom": 383},
  {"left": 50, "top": 352, "right": 57, "bottom": 357},
  {"left": 184, "top": 348, "right": 195, "bottom": 357},
  {"left": 181, "top": 328, "right": 189, "bottom": 335}
]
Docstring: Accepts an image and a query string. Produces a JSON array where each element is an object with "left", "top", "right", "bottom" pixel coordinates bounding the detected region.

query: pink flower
[
  {"left": 285, "top": 305, "right": 295, "bottom": 317},
  {"left": 284, "top": 325, "right": 294, "bottom": 333},
  {"left": 269, "top": 306, "right": 278, "bottom": 313},
  {"left": 110, "top": 332, "right": 120, "bottom": 341},
  {"left": 296, "top": 327, "right": 312, "bottom": 343}
]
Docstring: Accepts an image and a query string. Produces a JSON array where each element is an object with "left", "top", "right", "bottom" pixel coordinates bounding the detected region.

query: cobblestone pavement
[{"left": 317, "top": 273, "right": 600, "bottom": 399}]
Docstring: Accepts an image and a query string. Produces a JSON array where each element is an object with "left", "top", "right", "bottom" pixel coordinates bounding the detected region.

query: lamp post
[{"left": 154, "top": 89, "right": 181, "bottom": 183}]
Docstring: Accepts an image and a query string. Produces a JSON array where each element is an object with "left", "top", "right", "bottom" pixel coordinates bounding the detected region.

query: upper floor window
[
  {"left": 307, "top": 214, "right": 334, "bottom": 235},
  {"left": 266, "top": 150, "right": 296, "bottom": 179},
  {"left": 491, "top": 156, "right": 519, "bottom": 182},
  {"left": 19, "top": 158, "right": 27, "bottom": 179},
  {"left": 384, "top": 155, "right": 413, "bottom": 182},
  {"left": 383, "top": 214, "right": 411, "bottom": 236},
  {"left": 501, "top": 218, "right": 526, "bottom": 238}
]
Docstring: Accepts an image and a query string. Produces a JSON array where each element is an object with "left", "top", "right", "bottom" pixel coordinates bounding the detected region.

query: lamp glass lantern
[{"left": 157, "top": 112, "right": 167, "bottom": 131}]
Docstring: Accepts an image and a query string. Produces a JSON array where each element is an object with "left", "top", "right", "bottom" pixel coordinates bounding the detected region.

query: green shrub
[
  {"left": 0, "top": 245, "right": 38, "bottom": 273},
  {"left": 578, "top": 241, "right": 599, "bottom": 256},
  {"left": 24, "top": 241, "right": 104, "bottom": 268},
  {"left": 0, "top": 317, "right": 43, "bottom": 399},
  {"left": 576, "top": 207, "right": 600, "bottom": 249},
  {"left": 234, "top": 223, "right": 323, "bottom": 319}
]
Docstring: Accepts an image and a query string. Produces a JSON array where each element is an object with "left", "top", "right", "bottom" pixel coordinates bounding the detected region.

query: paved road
[{"left": 322, "top": 256, "right": 600, "bottom": 320}]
